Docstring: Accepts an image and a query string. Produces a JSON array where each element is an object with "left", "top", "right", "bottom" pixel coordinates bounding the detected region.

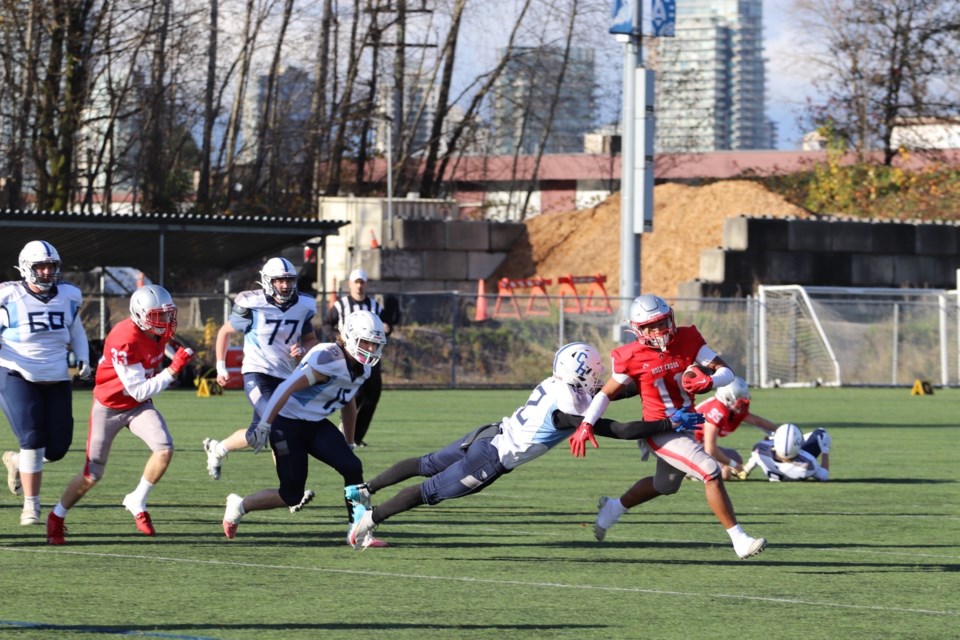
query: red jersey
[
  {"left": 94, "top": 318, "right": 168, "bottom": 410},
  {"left": 693, "top": 396, "right": 751, "bottom": 442},
  {"left": 611, "top": 325, "right": 707, "bottom": 420}
]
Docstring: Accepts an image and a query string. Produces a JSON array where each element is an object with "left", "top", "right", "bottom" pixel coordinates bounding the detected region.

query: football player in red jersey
[
  {"left": 569, "top": 294, "right": 768, "bottom": 559},
  {"left": 45, "top": 285, "right": 193, "bottom": 545},
  {"left": 694, "top": 377, "right": 778, "bottom": 480}
]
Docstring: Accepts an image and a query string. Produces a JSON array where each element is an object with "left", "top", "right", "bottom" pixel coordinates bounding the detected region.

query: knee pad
[{"left": 19, "top": 448, "right": 45, "bottom": 473}]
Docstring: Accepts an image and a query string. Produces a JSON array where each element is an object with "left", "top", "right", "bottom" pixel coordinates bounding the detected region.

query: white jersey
[
  {"left": 751, "top": 440, "right": 828, "bottom": 481},
  {"left": 0, "top": 281, "right": 89, "bottom": 382},
  {"left": 228, "top": 290, "right": 316, "bottom": 378},
  {"left": 491, "top": 376, "right": 592, "bottom": 470},
  {"left": 268, "top": 343, "right": 371, "bottom": 422}
]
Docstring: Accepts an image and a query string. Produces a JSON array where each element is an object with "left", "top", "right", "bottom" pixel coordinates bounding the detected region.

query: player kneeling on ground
[
  {"left": 743, "top": 423, "right": 831, "bottom": 482},
  {"left": 46, "top": 285, "right": 194, "bottom": 544}
]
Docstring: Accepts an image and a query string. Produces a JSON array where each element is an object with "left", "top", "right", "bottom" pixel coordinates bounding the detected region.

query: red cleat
[
  {"left": 47, "top": 512, "right": 67, "bottom": 545},
  {"left": 134, "top": 511, "right": 156, "bottom": 536},
  {"left": 222, "top": 520, "right": 238, "bottom": 539}
]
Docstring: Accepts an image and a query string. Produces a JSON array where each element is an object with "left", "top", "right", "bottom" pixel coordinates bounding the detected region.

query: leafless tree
[{"left": 796, "top": 0, "right": 960, "bottom": 163}]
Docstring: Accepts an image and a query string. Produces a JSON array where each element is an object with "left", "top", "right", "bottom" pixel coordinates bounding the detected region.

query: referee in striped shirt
[{"left": 324, "top": 269, "right": 392, "bottom": 447}]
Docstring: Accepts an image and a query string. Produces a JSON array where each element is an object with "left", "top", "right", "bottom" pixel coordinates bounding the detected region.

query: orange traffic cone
[
  {"left": 369, "top": 229, "right": 380, "bottom": 249},
  {"left": 475, "top": 279, "right": 488, "bottom": 322}
]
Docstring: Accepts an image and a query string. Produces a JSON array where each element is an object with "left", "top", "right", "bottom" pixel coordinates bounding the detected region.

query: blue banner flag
[
  {"left": 609, "top": 0, "right": 633, "bottom": 35},
  {"left": 651, "top": 0, "right": 676, "bottom": 37}
]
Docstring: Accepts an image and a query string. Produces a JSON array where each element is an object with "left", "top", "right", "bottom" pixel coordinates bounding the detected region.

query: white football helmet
[
  {"left": 18, "top": 240, "right": 61, "bottom": 292},
  {"left": 341, "top": 310, "right": 386, "bottom": 366},
  {"left": 130, "top": 285, "right": 177, "bottom": 338},
  {"left": 260, "top": 257, "right": 298, "bottom": 303},
  {"left": 716, "top": 377, "right": 751, "bottom": 411},
  {"left": 773, "top": 423, "right": 803, "bottom": 460},
  {"left": 553, "top": 342, "right": 606, "bottom": 396},
  {"left": 627, "top": 294, "right": 676, "bottom": 350}
]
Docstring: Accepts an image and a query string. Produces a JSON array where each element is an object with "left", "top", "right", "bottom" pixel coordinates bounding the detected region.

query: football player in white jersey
[
  {"left": 221, "top": 310, "right": 389, "bottom": 547},
  {"left": 344, "top": 342, "right": 705, "bottom": 549},
  {"left": 743, "top": 423, "right": 831, "bottom": 482},
  {"left": 202, "top": 257, "right": 318, "bottom": 480},
  {"left": 1, "top": 240, "right": 92, "bottom": 525}
]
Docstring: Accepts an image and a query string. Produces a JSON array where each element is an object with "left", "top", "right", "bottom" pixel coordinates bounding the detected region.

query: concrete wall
[{"left": 682, "top": 216, "right": 960, "bottom": 296}]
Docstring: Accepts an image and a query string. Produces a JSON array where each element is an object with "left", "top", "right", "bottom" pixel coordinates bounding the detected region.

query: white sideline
[{"left": 0, "top": 546, "right": 956, "bottom": 617}]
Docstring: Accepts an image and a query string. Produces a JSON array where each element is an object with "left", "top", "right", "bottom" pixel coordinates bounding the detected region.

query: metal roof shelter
[{"left": 0, "top": 209, "right": 348, "bottom": 287}]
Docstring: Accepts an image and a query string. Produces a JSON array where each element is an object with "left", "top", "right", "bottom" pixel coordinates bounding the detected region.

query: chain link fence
[{"left": 75, "top": 288, "right": 958, "bottom": 389}]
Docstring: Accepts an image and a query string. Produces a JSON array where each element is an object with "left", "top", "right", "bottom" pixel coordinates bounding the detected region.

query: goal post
[{"left": 758, "top": 285, "right": 841, "bottom": 388}]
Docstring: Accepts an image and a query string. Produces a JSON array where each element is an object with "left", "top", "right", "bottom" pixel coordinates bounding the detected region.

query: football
[{"left": 683, "top": 364, "right": 708, "bottom": 378}]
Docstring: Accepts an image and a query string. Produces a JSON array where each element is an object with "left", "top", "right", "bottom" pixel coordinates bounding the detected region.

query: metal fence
[{"left": 76, "top": 288, "right": 959, "bottom": 389}]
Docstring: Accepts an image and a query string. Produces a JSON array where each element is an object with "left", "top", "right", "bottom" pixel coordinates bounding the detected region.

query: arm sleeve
[
  {"left": 68, "top": 310, "right": 90, "bottom": 363},
  {"left": 554, "top": 411, "right": 672, "bottom": 439},
  {"left": 114, "top": 361, "right": 174, "bottom": 402}
]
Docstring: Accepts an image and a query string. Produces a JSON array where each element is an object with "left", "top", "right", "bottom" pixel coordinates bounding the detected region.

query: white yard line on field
[{"left": 1, "top": 546, "right": 956, "bottom": 617}]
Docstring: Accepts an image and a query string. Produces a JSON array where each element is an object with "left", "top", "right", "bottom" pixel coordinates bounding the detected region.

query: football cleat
[
  {"left": 223, "top": 493, "right": 244, "bottom": 539},
  {"left": 3, "top": 451, "right": 22, "bottom": 496},
  {"left": 735, "top": 536, "right": 768, "bottom": 559},
  {"left": 347, "top": 504, "right": 376, "bottom": 550},
  {"left": 133, "top": 512, "right": 156, "bottom": 536},
  {"left": 203, "top": 437, "right": 224, "bottom": 480},
  {"left": 289, "top": 489, "right": 315, "bottom": 513},
  {"left": 361, "top": 532, "right": 389, "bottom": 548},
  {"left": 20, "top": 507, "right": 41, "bottom": 526},
  {"left": 47, "top": 512, "right": 67, "bottom": 545},
  {"left": 593, "top": 495, "right": 622, "bottom": 542},
  {"left": 344, "top": 483, "right": 371, "bottom": 508}
]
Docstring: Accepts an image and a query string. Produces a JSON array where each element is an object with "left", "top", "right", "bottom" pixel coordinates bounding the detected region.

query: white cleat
[
  {"left": 289, "top": 489, "right": 315, "bottom": 513},
  {"left": 203, "top": 438, "right": 225, "bottom": 480},
  {"left": 20, "top": 507, "right": 41, "bottom": 526},
  {"left": 3, "top": 451, "right": 22, "bottom": 496},
  {"left": 594, "top": 496, "right": 624, "bottom": 542},
  {"left": 347, "top": 505, "right": 377, "bottom": 550},
  {"left": 736, "top": 536, "right": 768, "bottom": 559},
  {"left": 222, "top": 493, "right": 244, "bottom": 539}
]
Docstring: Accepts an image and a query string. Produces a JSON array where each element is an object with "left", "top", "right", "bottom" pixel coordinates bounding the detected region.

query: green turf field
[{"left": 0, "top": 386, "right": 958, "bottom": 639}]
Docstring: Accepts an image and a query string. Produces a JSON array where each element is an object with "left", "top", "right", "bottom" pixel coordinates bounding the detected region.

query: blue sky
[{"left": 764, "top": 0, "right": 819, "bottom": 149}]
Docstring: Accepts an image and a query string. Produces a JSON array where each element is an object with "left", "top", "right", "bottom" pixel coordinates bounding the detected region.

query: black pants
[{"left": 354, "top": 363, "right": 382, "bottom": 444}]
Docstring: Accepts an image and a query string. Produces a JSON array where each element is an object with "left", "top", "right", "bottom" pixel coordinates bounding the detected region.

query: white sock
[
  {"left": 597, "top": 498, "right": 628, "bottom": 529},
  {"left": 23, "top": 495, "right": 40, "bottom": 512},
  {"left": 53, "top": 502, "right": 69, "bottom": 518},
  {"left": 126, "top": 477, "right": 154, "bottom": 511},
  {"left": 726, "top": 523, "right": 748, "bottom": 544},
  {"left": 216, "top": 441, "right": 229, "bottom": 457}
]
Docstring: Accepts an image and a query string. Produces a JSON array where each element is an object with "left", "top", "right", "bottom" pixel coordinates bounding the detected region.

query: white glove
[
  {"left": 76, "top": 361, "right": 93, "bottom": 381},
  {"left": 246, "top": 421, "right": 271, "bottom": 454},
  {"left": 817, "top": 430, "right": 832, "bottom": 454}
]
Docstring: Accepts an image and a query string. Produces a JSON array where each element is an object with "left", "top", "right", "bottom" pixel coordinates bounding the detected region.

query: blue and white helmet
[
  {"left": 553, "top": 342, "right": 605, "bottom": 396},
  {"left": 773, "top": 423, "right": 803, "bottom": 459},
  {"left": 259, "top": 257, "right": 298, "bottom": 303},
  {"left": 18, "top": 240, "right": 61, "bottom": 291},
  {"left": 342, "top": 310, "right": 386, "bottom": 367}
]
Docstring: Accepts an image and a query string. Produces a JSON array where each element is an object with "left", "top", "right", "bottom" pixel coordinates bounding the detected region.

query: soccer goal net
[{"left": 758, "top": 285, "right": 958, "bottom": 388}]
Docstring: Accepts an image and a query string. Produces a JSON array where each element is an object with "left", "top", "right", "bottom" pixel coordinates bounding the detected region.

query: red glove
[
  {"left": 169, "top": 347, "right": 194, "bottom": 375},
  {"left": 681, "top": 366, "right": 713, "bottom": 395},
  {"left": 569, "top": 422, "right": 598, "bottom": 458}
]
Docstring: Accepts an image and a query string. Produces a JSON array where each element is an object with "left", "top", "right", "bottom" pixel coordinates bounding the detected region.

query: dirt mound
[{"left": 495, "top": 180, "right": 811, "bottom": 298}]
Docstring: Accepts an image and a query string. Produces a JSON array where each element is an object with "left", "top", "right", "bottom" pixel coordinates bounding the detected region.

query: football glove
[
  {"left": 76, "top": 361, "right": 93, "bottom": 381},
  {"left": 681, "top": 366, "right": 713, "bottom": 394},
  {"left": 569, "top": 422, "right": 598, "bottom": 458},
  {"left": 669, "top": 408, "right": 705, "bottom": 432},
  {"left": 246, "top": 420, "right": 271, "bottom": 454},
  {"left": 817, "top": 430, "right": 832, "bottom": 454},
  {"left": 168, "top": 347, "right": 194, "bottom": 375}
]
